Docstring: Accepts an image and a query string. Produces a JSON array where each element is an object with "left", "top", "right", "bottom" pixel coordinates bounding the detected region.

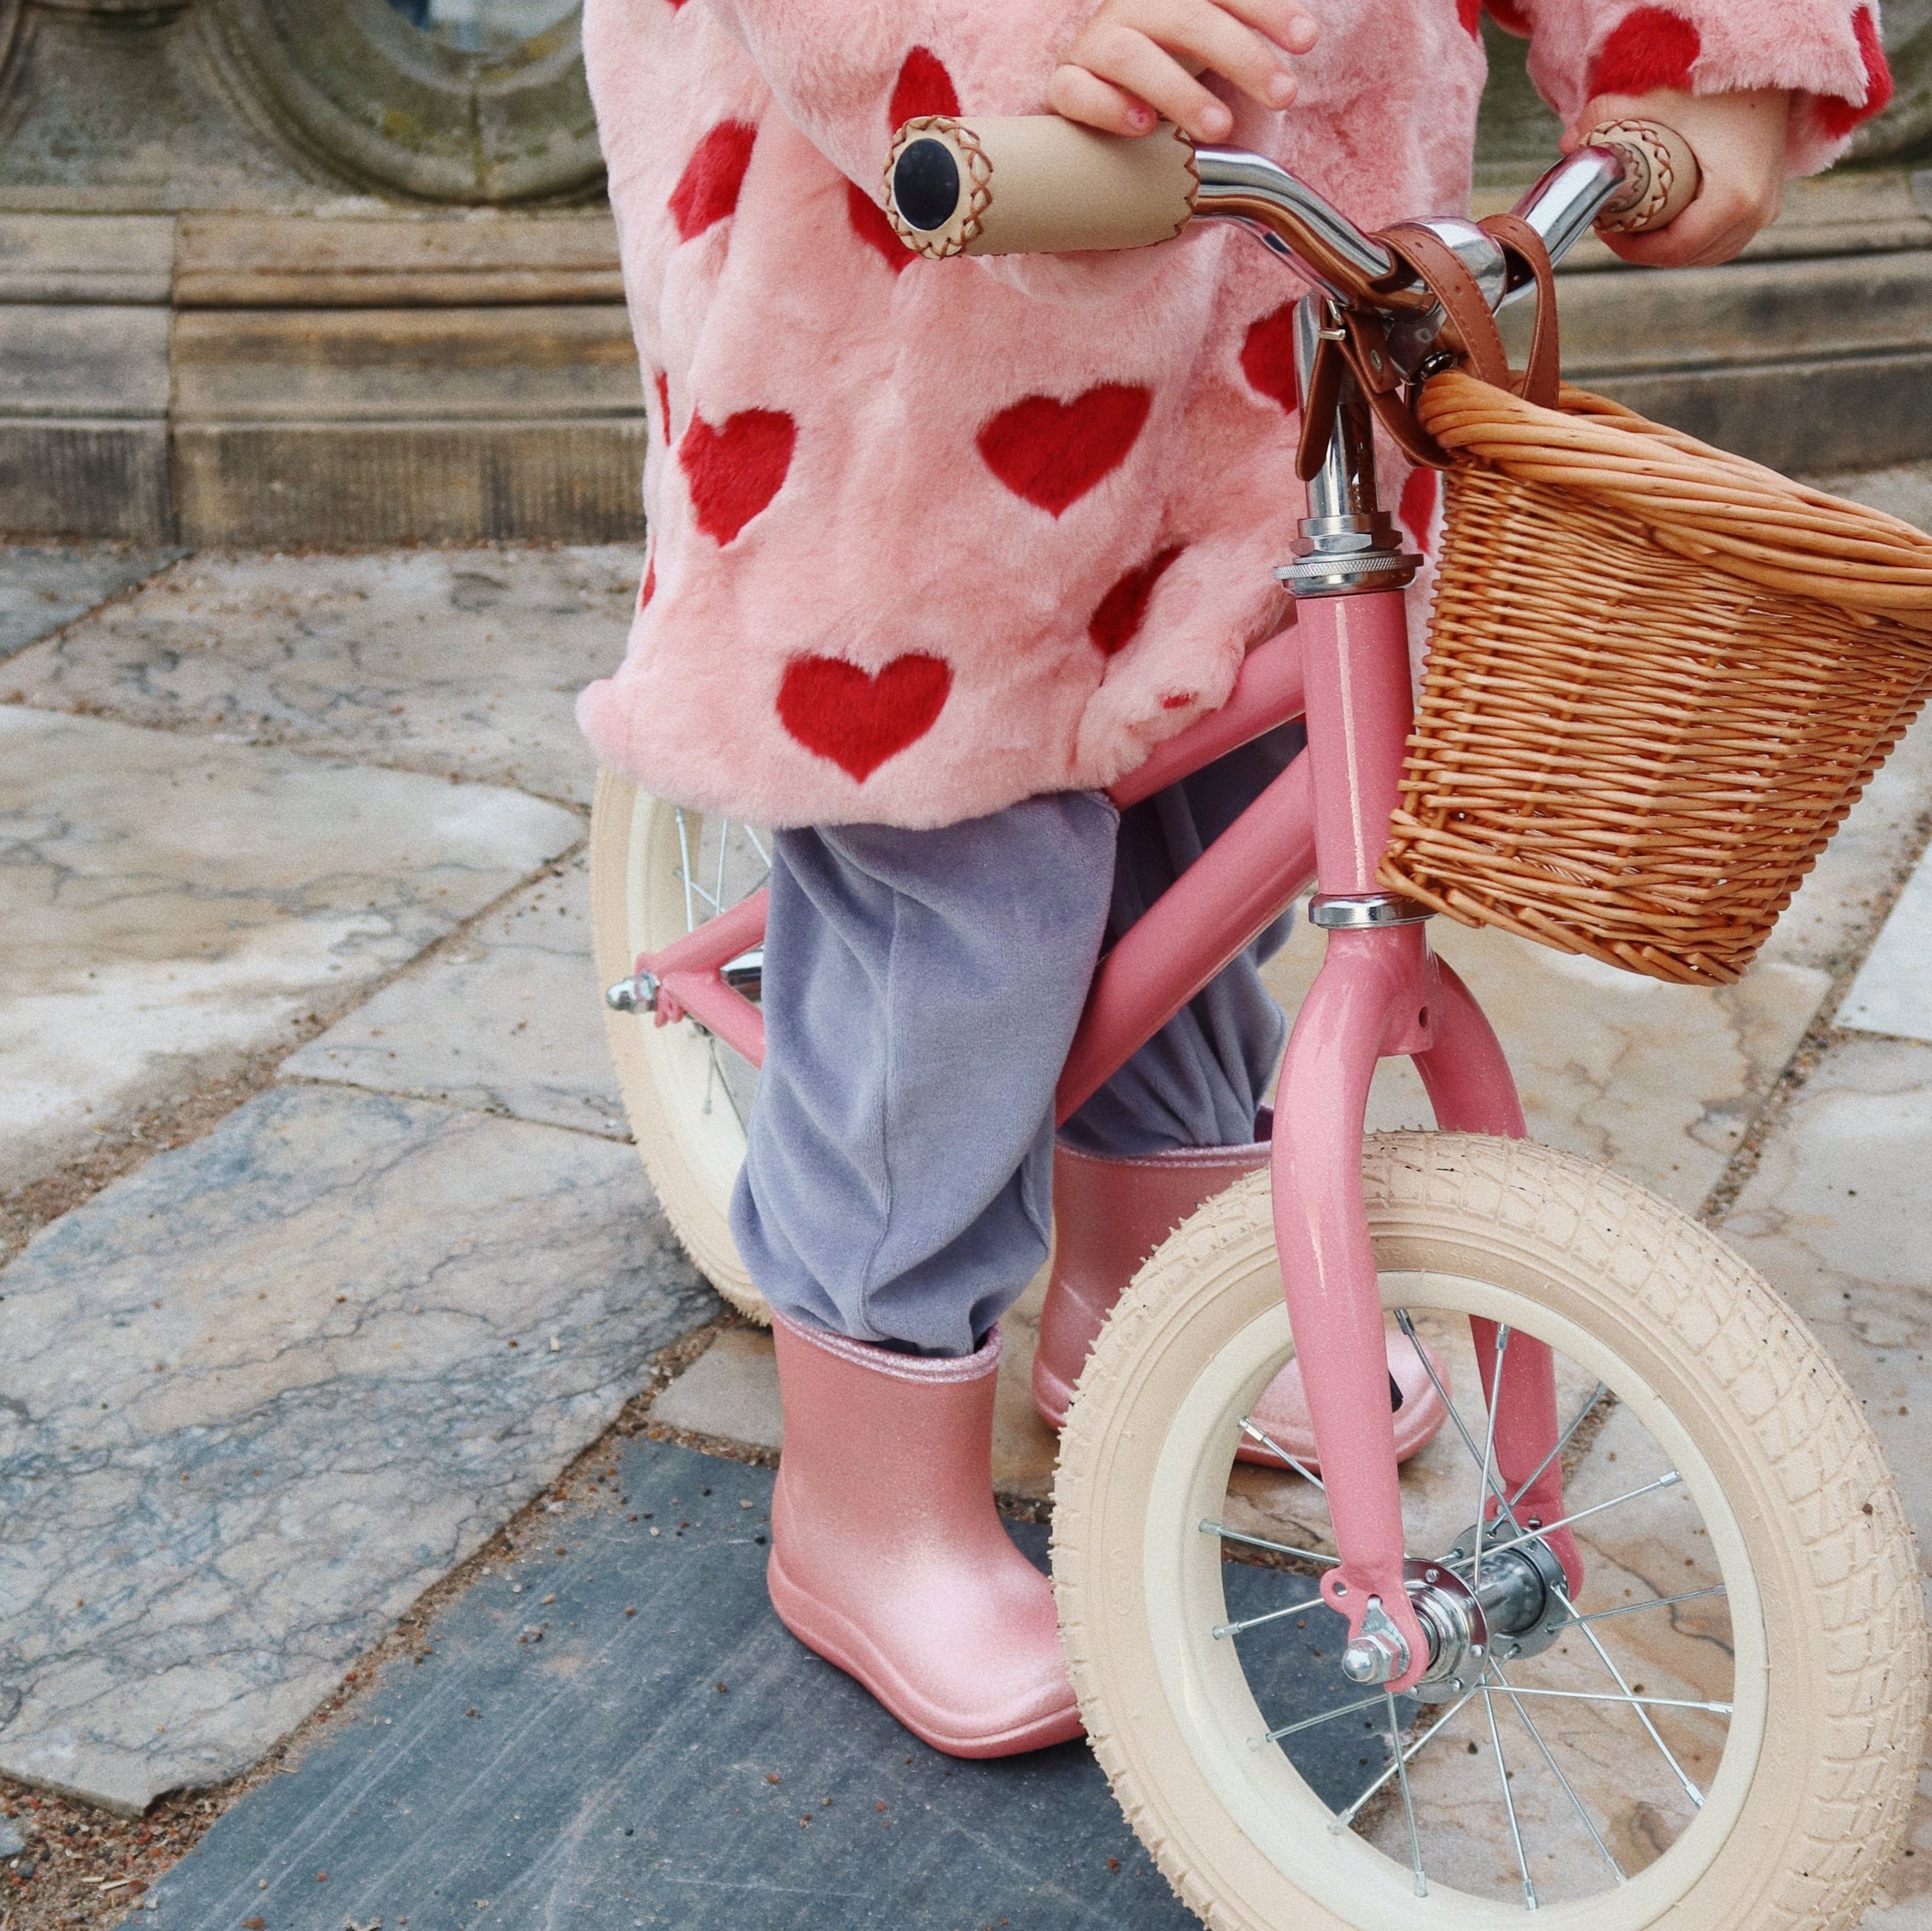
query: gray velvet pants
[{"left": 729, "top": 729, "right": 1303, "bottom": 1356}]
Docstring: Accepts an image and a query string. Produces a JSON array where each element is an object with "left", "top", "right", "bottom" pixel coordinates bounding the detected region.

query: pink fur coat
[{"left": 578, "top": 0, "right": 1892, "bottom": 829}]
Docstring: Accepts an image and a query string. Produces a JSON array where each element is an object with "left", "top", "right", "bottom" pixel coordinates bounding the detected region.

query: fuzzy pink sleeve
[
  {"left": 1488, "top": 0, "right": 1896, "bottom": 174},
  {"left": 696, "top": 1, "right": 1104, "bottom": 192}
]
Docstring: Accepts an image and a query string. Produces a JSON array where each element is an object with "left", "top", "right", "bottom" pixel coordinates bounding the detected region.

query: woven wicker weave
[{"left": 1377, "top": 373, "right": 1932, "bottom": 984}]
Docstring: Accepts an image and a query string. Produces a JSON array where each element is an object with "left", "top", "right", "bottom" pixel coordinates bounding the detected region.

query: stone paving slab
[
  {"left": 1811, "top": 463, "right": 1932, "bottom": 538},
  {"left": 282, "top": 851, "right": 626, "bottom": 1140},
  {"left": 0, "top": 706, "right": 581, "bottom": 1195},
  {"left": 1715, "top": 1036, "right": 1932, "bottom": 1926},
  {"left": 1262, "top": 916, "right": 1827, "bottom": 1213},
  {"left": 1841, "top": 839, "right": 1932, "bottom": 1042},
  {"left": 1718, "top": 1036, "right": 1932, "bottom": 1569},
  {"left": 0, "top": 545, "right": 178, "bottom": 661},
  {"left": 0, "top": 1083, "right": 717, "bottom": 1814},
  {"left": 148, "top": 1438, "right": 1390, "bottom": 1931},
  {"left": 1762, "top": 708, "right": 1932, "bottom": 978},
  {"left": 0, "top": 546, "right": 641, "bottom": 807}
]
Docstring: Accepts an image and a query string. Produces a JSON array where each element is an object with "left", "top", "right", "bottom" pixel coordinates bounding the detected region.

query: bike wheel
[
  {"left": 1052, "top": 1132, "right": 1925, "bottom": 1930},
  {"left": 589, "top": 767, "right": 770, "bottom": 1321}
]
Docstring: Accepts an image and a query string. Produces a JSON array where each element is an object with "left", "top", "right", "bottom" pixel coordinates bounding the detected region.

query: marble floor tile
[
  {"left": 650, "top": 1327, "right": 782, "bottom": 1450},
  {"left": 0, "top": 545, "right": 180, "bottom": 662},
  {"left": 1262, "top": 916, "right": 1829, "bottom": 1212},
  {"left": 0, "top": 1082, "right": 717, "bottom": 1814},
  {"left": 1716, "top": 1036, "right": 1932, "bottom": 1569},
  {"left": 1, "top": 545, "right": 643, "bottom": 807},
  {"left": 1763, "top": 707, "right": 1932, "bottom": 979},
  {"left": 1841, "top": 842, "right": 1932, "bottom": 1042},
  {"left": 280, "top": 851, "right": 623, "bottom": 1140},
  {"left": 0, "top": 707, "right": 580, "bottom": 1194},
  {"left": 1807, "top": 461, "right": 1932, "bottom": 536},
  {"left": 147, "top": 1443, "right": 1200, "bottom": 1931},
  {"left": 1715, "top": 1035, "right": 1932, "bottom": 1926}
]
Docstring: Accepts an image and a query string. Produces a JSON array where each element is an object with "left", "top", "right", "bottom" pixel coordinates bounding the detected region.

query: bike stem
[{"left": 1272, "top": 297, "right": 1572, "bottom": 1693}]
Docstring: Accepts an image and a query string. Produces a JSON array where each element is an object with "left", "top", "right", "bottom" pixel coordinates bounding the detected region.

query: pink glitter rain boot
[
  {"left": 1032, "top": 1140, "right": 1450, "bottom": 1470},
  {"left": 766, "top": 1311, "right": 1083, "bottom": 1759}
]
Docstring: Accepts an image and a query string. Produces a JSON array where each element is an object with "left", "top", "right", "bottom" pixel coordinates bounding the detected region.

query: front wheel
[
  {"left": 590, "top": 769, "right": 770, "bottom": 1320},
  {"left": 1051, "top": 1132, "right": 1925, "bottom": 1930}
]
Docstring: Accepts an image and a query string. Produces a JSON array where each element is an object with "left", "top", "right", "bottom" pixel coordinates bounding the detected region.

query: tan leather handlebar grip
[
  {"left": 885, "top": 115, "right": 1198, "bottom": 259},
  {"left": 1583, "top": 117, "right": 1701, "bottom": 233}
]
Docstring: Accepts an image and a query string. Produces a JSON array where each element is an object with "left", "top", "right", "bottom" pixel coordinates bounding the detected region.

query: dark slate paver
[
  {"left": 0, "top": 545, "right": 179, "bottom": 661},
  {"left": 154, "top": 1440, "right": 1383, "bottom": 1930}
]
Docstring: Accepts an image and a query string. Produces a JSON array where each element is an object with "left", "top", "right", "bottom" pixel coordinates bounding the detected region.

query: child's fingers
[
  {"left": 1064, "top": 19, "right": 1242, "bottom": 140},
  {"left": 1213, "top": 0, "right": 1320, "bottom": 56},
  {"left": 1161, "top": 0, "right": 1306, "bottom": 111},
  {"left": 1047, "top": 61, "right": 1164, "bottom": 137}
]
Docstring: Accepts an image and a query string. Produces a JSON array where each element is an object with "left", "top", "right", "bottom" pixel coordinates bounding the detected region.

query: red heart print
[
  {"left": 1484, "top": 0, "right": 1531, "bottom": 31},
  {"left": 679, "top": 409, "right": 796, "bottom": 545},
  {"left": 1819, "top": 8, "right": 1893, "bottom": 138},
  {"left": 976, "top": 385, "right": 1152, "bottom": 518},
  {"left": 1457, "top": 0, "right": 1480, "bottom": 36},
  {"left": 891, "top": 47, "right": 961, "bottom": 128},
  {"left": 638, "top": 558, "right": 656, "bottom": 611},
  {"left": 1239, "top": 305, "right": 1298, "bottom": 415},
  {"left": 1587, "top": 8, "right": 1699, "bottom": 97},
  {"left": 777, "top": 653, "right": 952, "bottom": 782},
  {"left": 670, "top": 122, "right": 757, "bottom": 242},
  {"left": 847, "top": 181, "right": 914, "bottom": 273},
  {"left": 1398, "top": 468, "right": 1439, "bottom": 555},
  {"left": 653, "top": 371, "right": 672, "bottom": 438},
  {"left": 1089, "top": 545, "right": 1183, "bottom": 656}
]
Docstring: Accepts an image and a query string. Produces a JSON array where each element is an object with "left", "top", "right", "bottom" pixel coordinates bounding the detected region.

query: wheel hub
[{"left": 1401, "top": 1525, "right": 1571, "bottom": 1701}]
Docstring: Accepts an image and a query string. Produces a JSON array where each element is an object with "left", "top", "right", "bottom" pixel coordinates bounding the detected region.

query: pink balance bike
[{"left": 591, "top": 120, "right": 1928, "bottom": 1931}]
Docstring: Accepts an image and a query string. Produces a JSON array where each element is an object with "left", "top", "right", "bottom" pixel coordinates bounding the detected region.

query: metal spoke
[
  {"left": 1508, "top": 1380, "right": 1610, "bottom": 1513},
  {"left": 1472, "top": 1325, "right": 1511, "bottom": 1600},
  {"left": 1387, "top": 1690, "right": 1427, "bottom": 1898},
  {"left": 1214, "top": 1593, "right": 1327, "bottom": 1640},
  {"left": 1445, "top": 1471, "right": 1682, "bottom": 1571},
  {"left": 1239, "top": 1416, "right": 1326, "bottom": 1491},
  {"left": 707, "top": 1036, "right": 748, "bottom": 1132},
  {"left": 1482, "top": 1686, "right": 1537, "bottom": 1911},
  {"left": 675, "top": 808, "right": 699, "bottom": 935},
  {"left": 741, "top": 822, "right": 772, "bottom": 869},
  {"left": 1201, "top": 1520, "right": 1338, "bottom": 1568},
  {"left": 1253, "top": 1691, "right": 1387, "bottom": 1747},
  {"left": 1488, "top": 1661, "right": 1625, "bottom": 1883},
  {"left": 713, "top": 817, "right": 729, "bottom": 924},
  {"left": 1573, "top": 1586, "right": 1726, "bottom": 1628},
  {"left": 1482, "top": 1684, "right": 1731, "bottom": 1716},
  {"left": 1328, "top": 1685, "right": 1482, "bottom": 1834},
  {"left": 1396, "top": 1310, "right": 1519, "bottom": 1526},
  {"left": 1551, "top": 1579, "right": 1708, "bottom": 1811}
]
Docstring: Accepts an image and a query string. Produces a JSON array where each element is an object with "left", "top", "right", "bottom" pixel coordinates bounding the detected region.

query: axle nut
[{"left": 1341, "top": 1631, "right": 1407, "bottom": 1685}]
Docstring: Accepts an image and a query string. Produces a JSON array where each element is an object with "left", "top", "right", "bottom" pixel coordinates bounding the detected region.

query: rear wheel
[
  {"left": 590, "top": 768, "right": 770, "bottom": 1320},
  {"left": 1051, "top": 1132, "right": 1926, "bottom": 1930}
]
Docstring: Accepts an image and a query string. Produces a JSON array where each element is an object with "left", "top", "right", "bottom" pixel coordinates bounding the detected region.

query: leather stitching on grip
[{"left": 882, "top": 116, "right": 993, "bottom": 259}]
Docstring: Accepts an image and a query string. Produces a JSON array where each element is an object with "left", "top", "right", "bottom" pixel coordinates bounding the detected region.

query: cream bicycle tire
[
  {"left": 589, "top": 767, "right": 768, "bottom": 1321},
  {"left": 1051, "top": 1133, "right": 1926, "bottom": 1931}
]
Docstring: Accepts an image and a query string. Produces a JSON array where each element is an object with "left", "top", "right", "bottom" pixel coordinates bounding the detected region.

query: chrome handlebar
[{"left": 1191, "top": 142, "right": 1636, "bottom": 313}]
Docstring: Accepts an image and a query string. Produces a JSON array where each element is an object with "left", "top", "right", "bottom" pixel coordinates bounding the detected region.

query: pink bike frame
[{"left": 628, "top": 345, "right": 1577, "bottom": 1699}]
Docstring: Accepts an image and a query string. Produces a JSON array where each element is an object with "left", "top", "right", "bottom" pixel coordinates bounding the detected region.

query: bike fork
[{"left": 1271, "top": 299, "right": 1572, "bottom": 1694}]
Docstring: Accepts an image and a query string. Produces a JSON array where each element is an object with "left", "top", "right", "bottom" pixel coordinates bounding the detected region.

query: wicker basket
[{"left": 1378, "top": 372, "right": 1932, "bottom": 984}]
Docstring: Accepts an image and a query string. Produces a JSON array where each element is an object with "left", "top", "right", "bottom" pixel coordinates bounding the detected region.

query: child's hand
[
  {"left": 1567, "top": 88, "right": 1789, "bottom": 268},
  {"left": 1048, "top": 0, "right": 1319, "bottom": 143}
]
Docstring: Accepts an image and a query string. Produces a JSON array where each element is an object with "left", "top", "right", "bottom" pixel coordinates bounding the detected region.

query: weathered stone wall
[{"left": 0, "top": 0, "right": 1926, "bottom": 542}]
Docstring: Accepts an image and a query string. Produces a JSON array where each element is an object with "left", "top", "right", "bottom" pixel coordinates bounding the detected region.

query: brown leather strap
[
  {"left": 1299, "top": 212, "right": 1566, "bottom": 476},
  {"left": 1479, "top": 212, "right": 1559, "bottom": 409},
  {"left": 1380, "top": 222, "right": 1511, "bottom": 391}
]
